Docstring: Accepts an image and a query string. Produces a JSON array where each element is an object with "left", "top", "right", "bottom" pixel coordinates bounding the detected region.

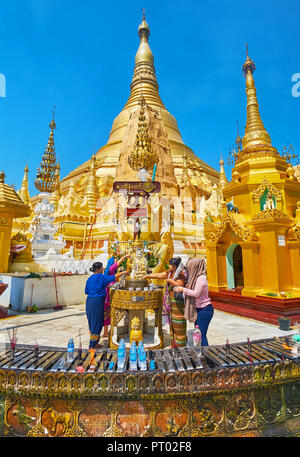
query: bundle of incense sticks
[
  {"left": 247, "top": 337, "right": 251, "bottom": 352},
  {"left": 8, "top": 327, "right": 18, "bottom": 349},
  {"left": 34, "top": 340, "right": 39, "bottom": 358}
]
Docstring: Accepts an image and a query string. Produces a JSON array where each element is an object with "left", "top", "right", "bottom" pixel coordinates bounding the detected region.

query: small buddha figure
[
  {"left": 130, "top": 316, "right": 143, "bottom": 344},
  {"left": 264, "top": 192, "right": 275, "bottom": 210},
  {"left": 130, "top": 247, "right": 148, "bottom": 279}
]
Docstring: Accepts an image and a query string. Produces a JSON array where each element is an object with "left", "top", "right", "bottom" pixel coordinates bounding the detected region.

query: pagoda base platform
[{"left": 210, "top": 289, "right": 300, "bottom": 326}]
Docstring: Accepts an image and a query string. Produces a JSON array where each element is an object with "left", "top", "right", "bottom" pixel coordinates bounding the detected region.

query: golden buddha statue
[
  {"left": 130, "top": 316, "right": 143, "bottom": 344},
  {"left": 130, "top": 247, "right": 148, "bottom": 280}
]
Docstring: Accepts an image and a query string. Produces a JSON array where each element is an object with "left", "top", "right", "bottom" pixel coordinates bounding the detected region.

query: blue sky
[{"left": 0, "top": 0, "right": 299, "bottom": 196}]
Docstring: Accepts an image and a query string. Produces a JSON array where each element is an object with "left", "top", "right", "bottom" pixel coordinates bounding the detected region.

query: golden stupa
[
  {"left": 60, "top": 13, "right": 219, "bottom": 192},
  {"left": 205, "top": 46, "right": 300, "bottom": 314},
  {"left": 28, "top": 12, "right": 220, "bottom": 259}
]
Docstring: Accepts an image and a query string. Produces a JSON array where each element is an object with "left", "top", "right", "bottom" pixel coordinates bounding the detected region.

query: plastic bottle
[
  {"left": 67, "top": 338, "right": 75, "bottom": 362},
  {"left": 193, "top": 326, "right": 202, "bottom": 353},
  {"left": 117, "top": 340, "right": 126, "bottom": 371},
  {"left": 137, "top": 341, "right": 143, "bottom": 367},
  {"left": 129, "top": 341, "right": 137, "bottom": 371},
  {"left": 149, "top": 360, "right": 156, "bottom": 370},
  {"left": 139, "top": 344, "right": 147, "bottom": 371}
]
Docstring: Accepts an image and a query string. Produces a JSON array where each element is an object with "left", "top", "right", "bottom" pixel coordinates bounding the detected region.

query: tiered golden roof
[
  {"left": 0, "top": 170, "right": 30, "bottom": 217},
  {"left": 35, "top": 107, "right": 59, "bottom": 193}
]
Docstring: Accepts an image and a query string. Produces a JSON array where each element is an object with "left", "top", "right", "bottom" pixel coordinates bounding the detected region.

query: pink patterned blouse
[{"left": 183, "top": 274, "right": 211, "bottom": 308}]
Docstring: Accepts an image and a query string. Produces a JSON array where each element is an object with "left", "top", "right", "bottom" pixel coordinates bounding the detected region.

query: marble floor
[{"left": 0, "top": 303, "right": 296, "bottom": 349}]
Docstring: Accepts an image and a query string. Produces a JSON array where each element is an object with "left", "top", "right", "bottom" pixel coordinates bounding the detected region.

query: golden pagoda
[
  {"left": 205, "top": 46, "right": 300, "bottom": 324},
  {"left": 41, "top": 12, "right": 220, "bottom": 258}
]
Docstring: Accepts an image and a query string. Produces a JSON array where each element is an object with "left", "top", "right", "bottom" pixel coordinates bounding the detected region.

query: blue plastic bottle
[
  {"left": 129, "top": 341, "right": 137, "bottom": 371},
  {"left": 67, "top": 339, "right": 74, "bottom": 362},
  {"left": 117, "top": 339, "right": 126, "bottom": 371},
  {"left": 149, "top": 360, "right": 156, "bottom": 370},
  {"left": 139, "top": 347, "right": 147, "bottom": 371}
]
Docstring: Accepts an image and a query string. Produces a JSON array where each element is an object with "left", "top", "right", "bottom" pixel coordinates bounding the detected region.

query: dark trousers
[
  {"left": 195, "top": 304, "right": 214, "bottom": 346},
  {"left": 86, "top": 296, "right": 105, "bottom": 349}
]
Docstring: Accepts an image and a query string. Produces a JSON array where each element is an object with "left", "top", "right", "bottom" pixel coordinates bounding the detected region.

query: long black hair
[{"left": 89, "top": 262, "right": 103, "bottom": 273}]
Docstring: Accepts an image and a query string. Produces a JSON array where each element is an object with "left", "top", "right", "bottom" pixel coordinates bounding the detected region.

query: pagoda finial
[
  {"left": 136, "top": 10, "right": 152, "bottom": 64},
  {"left": 49, "top": 105, "right": 56, "bottom": 131},
  {"left": 219, "top": 152, "right": 227, "bottom": 191},
  {"left": 0, "top": 170, "right": 5, "bottom": 183},
  {"left": 122, "top": 11, "right": 165, "bottom": 111},
  {"left": 241, "top": 47, "right": 272, "bottom": 150},
  {"left": 35, "top": 109, "right": 59, "bottom": 193}
]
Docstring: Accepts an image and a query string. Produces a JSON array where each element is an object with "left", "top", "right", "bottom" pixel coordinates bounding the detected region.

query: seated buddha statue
[{"left": 130, "top": 247, "right": 148, "bottom": 280}]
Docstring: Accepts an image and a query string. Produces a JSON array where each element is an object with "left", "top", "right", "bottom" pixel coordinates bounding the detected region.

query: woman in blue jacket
[{"left": 85, "top": 261, "right": 128, "bottom": 349}]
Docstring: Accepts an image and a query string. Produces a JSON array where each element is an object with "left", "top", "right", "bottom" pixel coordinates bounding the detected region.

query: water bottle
[
  {"left": 149, "top": 359, "right": 156, "bottom": 370},
  {"left": 67, "top": 338, "right": 75, "bottom": 362},
  {"left": 139, "top": 347, "right": 147, "bottom": 371},
  {"left": 137, "top": 341, "right": 143, "bottom": 366},
  {"left": 129, "top": 341, "right": 137, "bottom": 371},
  {"left": 117, "top": 339, "right": 126, "bottom": 371},
  {"left": 193, "top": 326, "right": 202, "bottom": 353}
]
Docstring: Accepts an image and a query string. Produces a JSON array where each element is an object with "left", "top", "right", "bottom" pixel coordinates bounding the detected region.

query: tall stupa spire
[
  {"left": 35, "top": 106, "right": 59, "bottom": 193},
  {"left": 18, "top": 164, "right": 31, "bottom": 208},
  {"left": 123, "top": 10, "right": 165, "bottom": 110},
  {"left": 241, "top": 45, "right": 272, "bottom": 150},
  {"left": 219, "top": 154, "right": 227, "bottom": 191},
  {"left": 84, "top": 150, "right": 98, "bottom": 213}
]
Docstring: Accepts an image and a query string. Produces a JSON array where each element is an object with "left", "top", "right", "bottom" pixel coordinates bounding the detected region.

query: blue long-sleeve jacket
[{"left": 85, "top": 273, "right": 115, "bottom": 298}]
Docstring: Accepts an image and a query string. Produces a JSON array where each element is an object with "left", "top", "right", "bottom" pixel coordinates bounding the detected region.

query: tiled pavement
[{"left": 0, "top": 303, "right": 296, "bottom": 350}]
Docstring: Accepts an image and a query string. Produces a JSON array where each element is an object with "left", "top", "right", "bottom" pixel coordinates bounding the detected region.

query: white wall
[{"left": 0, "top": 274, "right": 89, "bottom": 311}]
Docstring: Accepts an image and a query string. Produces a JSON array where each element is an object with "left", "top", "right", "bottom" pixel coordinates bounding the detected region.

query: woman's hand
[{"left": 174, "top": 286, "right": 184, "bottom": 293}]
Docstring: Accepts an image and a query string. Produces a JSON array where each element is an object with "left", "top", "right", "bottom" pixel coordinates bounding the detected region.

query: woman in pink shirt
[{"left": 174, "top": 257, "right": 214, "bottom": 346}]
